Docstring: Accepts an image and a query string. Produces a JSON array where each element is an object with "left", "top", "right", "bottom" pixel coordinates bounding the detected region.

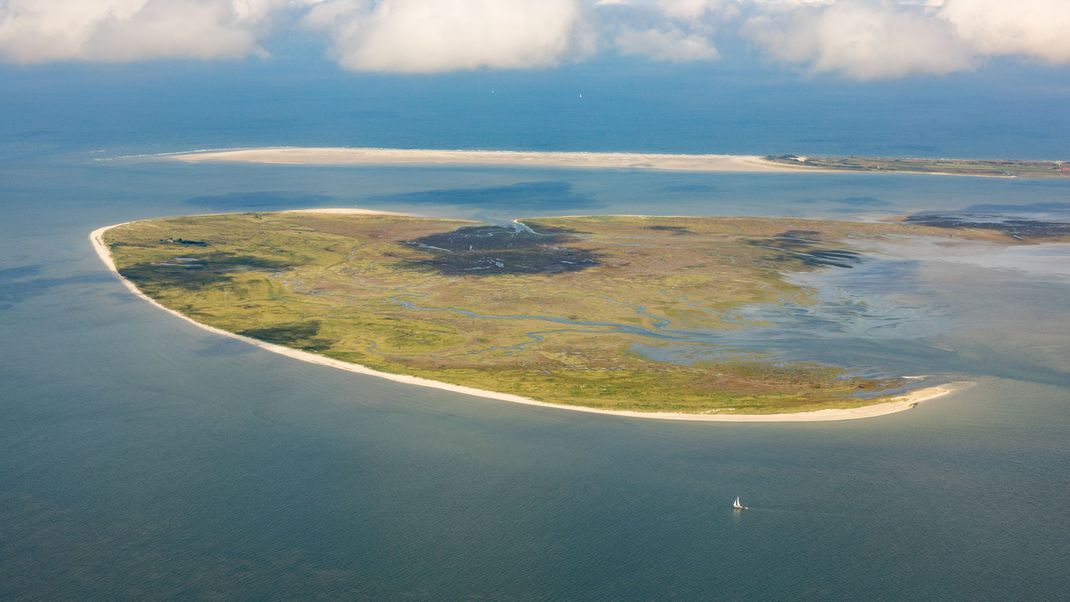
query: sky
[
  {"left": 1, "top": 0, "right": 1069, "bottom": 80},
  {"left": 2, "top": 1, "right": 1069, "bottom": 160}
]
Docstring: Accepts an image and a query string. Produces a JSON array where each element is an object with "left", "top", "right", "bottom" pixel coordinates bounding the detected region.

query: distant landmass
[
  {"left": 765, "top": 155, "right": 1070, "bottom": 178},
  {"left": 158, "top": 147, "right": 1070, "bottom": 178}
]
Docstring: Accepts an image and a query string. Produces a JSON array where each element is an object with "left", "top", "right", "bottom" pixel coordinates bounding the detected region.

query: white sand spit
[{"left": 168, "top": 147, "right": 828, "bottom": 174}]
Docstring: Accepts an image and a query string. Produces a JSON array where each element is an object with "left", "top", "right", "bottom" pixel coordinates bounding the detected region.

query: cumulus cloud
[
  {"left": 656, "top": 0, "right": 737, "bottom": 22},
  {"left": 0, "top": 0, "right": 287, "bottom": 64},
  {"left": 615, "top": 26, "right": 719, "bottom": 61},
  {"left": 742, "top": 1, "right": 978, "bottom": 79},
  {"left": 595, "top": 0, "right": 727, "bottom": 63},
  {"left": 941, "top": 0, "right": 1070, "bottom": 65},
  {"left": 1, "top": 0, "right": 1069, "bottom": 79},
  {"left": 742, "top": 0, "right": 1070, "bottom": 79},
  {"left": 302, "top": 0, "right": 591, "bottom": 73}
]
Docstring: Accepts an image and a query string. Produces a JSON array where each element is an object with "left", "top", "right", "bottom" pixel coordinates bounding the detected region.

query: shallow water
[
  {"left": 3, "top": 62, "right": 1070, "bottom": 599},
  {"left": 3, "top": 155, "right": 1070, "bottom": 600}
]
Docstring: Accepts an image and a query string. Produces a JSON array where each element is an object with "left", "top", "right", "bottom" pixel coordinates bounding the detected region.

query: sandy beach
[
  {"left": 91, "top": 217, "right": 968, "bottom": 422},
  {"left": 282, "top": 207, "right": 410, "bottom": 216},
  {"left": 166, "top": 146, "right": 830, "bottom": 174}
]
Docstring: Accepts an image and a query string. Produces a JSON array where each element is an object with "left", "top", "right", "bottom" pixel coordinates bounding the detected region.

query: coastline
[
  {"left": 283, "top": 207, "right": 409, "bottom": 216},
  {"left": 126, "top": 147, "right": 1043, "bottom": 179},
  {"left": 91, "top": 215, "right": 969, "bottom": 422},
  {"left": 166, "top": 146, "right": 829, "bottom": 174}
]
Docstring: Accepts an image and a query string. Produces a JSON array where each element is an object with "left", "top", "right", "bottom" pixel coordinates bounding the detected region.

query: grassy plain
[
  {"left": 766, "top": 155, "right": 1070, "bottom": 178},
  {"left": 103, "top": 211, "right": 994, "bottom": 413}
]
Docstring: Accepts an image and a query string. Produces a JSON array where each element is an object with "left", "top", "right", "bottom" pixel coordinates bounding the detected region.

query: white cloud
[
  {"left": 941, "top": 0, "right": 1070, "bottom": 64},
  {"left": 0, "top": 0, "right": 287, "bottom": 64},
  {"left": 656, "top": 0, "right": 735, "bottom": 21},
  {"left": 596, "top": 0, "right": 727, "bottom": 63},
  {"left": 0, "top": 0, "right": 1068, "bottom": 79},
  {"left": 743, "top": 1, "right": 976, "bottom": 79},
  {"left": 302, "top": 0, "right": 591, "bottom": 73},
  {"left": 741, "top": 0, "right": 1070, "bottom": 79},
  {"left": 615, "top": 26, "right": 719, "bottom": 61}
]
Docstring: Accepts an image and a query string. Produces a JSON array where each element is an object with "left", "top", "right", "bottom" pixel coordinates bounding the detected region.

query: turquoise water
[{"left": 3, "top": 61, "right": 1070, "bottom": 599}]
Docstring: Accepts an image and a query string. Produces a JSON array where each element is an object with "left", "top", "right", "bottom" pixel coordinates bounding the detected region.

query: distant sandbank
[
  {"left": 91, "top": 212, "right": 969, "bottom": 423},
  {"left": 166, "top": 147, "right": 829, "bottom": 174}
]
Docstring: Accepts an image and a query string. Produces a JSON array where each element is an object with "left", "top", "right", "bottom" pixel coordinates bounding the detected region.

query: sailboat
[{"left": 732, "top": 496, "right": 748, "bottom": 510}]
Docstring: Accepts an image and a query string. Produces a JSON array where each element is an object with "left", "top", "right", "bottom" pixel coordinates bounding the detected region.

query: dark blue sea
[{"left": 2, "top": 58, "right": 1069, "bottom": 600}]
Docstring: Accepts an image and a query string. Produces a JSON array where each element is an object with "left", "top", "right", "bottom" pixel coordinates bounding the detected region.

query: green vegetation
[
  {"left": 766, "top": 155, "right": 1070, "bottom": 178},
  {"left": 238, "top": 321, "right": 333, "bottom": 352},
  {"left": 103, "top": 211, "right": 989, "bottom": 414}
]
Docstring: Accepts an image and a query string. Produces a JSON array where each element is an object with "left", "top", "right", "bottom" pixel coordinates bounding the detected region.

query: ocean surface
[{"left": 2, "top": 60, "right": 1070, "bottom": 600}]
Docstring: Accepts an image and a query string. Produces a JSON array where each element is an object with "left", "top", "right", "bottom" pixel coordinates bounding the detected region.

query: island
[
  {"left": 92, "top": 210, "right": 1039, "bottom": 421},
  {"left": 161, "top": 147, "right": 1069, "bottom": 178}
]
